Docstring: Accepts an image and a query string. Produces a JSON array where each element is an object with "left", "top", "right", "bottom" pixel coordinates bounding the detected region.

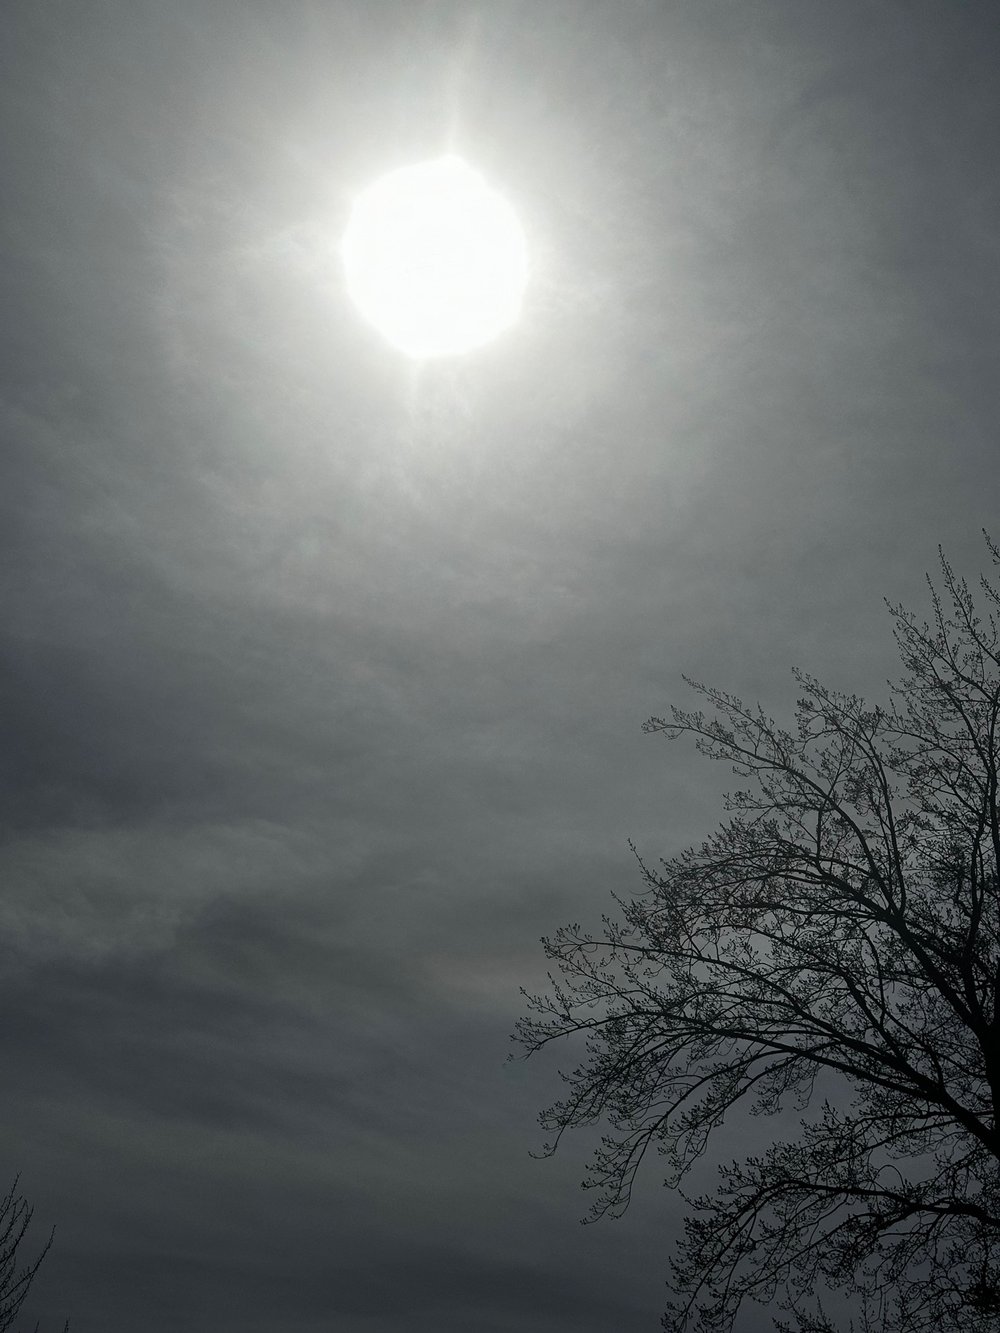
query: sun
[{"left": 341, "top": 155, "right": 528, "bottom": 359}]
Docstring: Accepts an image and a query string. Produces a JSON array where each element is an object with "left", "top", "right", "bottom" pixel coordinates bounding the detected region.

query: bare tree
[
  {"left": 0, "top": 1178, "right": 68, "bottom": 1333},
  {"left": 513, "top": 533, "right": 1000, "bottom": 1333}
]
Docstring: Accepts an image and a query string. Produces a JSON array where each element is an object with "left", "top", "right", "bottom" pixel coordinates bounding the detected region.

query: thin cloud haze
[{"left": 1, "top": 3, "right": 999, "bottom": 1330}]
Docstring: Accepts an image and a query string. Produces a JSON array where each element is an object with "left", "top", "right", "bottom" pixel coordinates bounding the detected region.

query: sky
[{"left": 2, "top": 2, "right": 1000, "bottom": 1330}]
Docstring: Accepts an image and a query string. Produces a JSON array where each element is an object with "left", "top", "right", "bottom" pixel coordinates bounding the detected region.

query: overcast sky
[{"left": 3, "top": 3, "right": 1000, "bottom": 1331}]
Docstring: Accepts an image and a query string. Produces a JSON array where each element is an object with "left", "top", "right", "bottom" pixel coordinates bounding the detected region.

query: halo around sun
[{"left": 341, "top": 155, "right": 528, "bottom": 359}]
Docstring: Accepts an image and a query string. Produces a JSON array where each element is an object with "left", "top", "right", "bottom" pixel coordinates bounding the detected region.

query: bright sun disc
[{"left": 342, "top": 155, "right": 527, "bottom": 359}]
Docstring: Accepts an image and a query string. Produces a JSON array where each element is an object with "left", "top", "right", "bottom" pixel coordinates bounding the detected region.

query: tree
[
  {"left": 513, "top": 534, "right": 1000, "bottom": 1333},
  {"left": 0, "top": 1177, "right": 68, "bottom": 1333}
]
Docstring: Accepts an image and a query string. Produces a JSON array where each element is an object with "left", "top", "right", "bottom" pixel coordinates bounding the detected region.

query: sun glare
[{"left": 341, "top": 155, "right": 528, "bottom": 359}]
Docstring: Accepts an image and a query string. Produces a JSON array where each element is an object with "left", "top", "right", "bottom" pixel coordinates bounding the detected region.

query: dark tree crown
[
  {"left": 0, "top": 1176, "right": 68, "bottom": 1333},
  {"left": 513, "top": 533, "right": 1000, "bottom": 1333}
]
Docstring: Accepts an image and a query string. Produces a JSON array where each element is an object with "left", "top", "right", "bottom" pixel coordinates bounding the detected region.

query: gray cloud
[{"left": 2, "top": 2, "right": 1000, "bottom": 1330}]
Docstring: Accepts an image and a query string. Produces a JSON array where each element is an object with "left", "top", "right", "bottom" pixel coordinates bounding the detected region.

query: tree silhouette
[
  {"left": 0, "top": 1177, "right": 68, "bottom": 1333},
  {"left": 513, "top": 533, "right": 1000, "bottom": 1333}
]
